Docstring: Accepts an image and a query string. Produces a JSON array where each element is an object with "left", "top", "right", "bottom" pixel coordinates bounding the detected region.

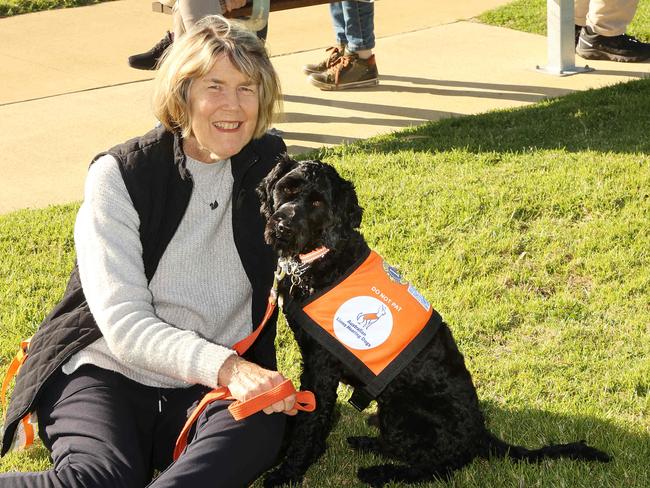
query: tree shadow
[
  {"left": 347, "top": 77, "right": 650, "bottom": 155},
  {"left": 282, "top": 93, "right": 459, "bottom": 123},
  {"left": 281, "top": 77, "right": 650, "bottom": 156}
]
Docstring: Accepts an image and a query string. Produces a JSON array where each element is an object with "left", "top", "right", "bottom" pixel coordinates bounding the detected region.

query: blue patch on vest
[{"left": 408, "top": 283, "right": 430, "bottom": 312}]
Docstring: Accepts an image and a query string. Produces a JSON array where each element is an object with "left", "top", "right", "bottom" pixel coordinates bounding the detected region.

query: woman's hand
[
  {"left": 224, "top": 0, "right": 247, "bottom": 12},
  {"left": 218, "top": 355, "right": 298, "bottom": 415}
]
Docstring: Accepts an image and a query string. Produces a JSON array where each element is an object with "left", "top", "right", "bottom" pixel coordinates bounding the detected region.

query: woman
[{"left": 1, "top": 16, "right": 292, "bottom": 487}]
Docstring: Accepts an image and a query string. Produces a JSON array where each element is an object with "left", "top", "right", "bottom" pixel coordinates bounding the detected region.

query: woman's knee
[{"left": 52, "top": 445, "right": 148, "bottom": 488}]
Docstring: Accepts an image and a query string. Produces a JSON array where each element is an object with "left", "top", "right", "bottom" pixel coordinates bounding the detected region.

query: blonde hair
[{"left": 153, "top": 15, "right": 282, "bottom": 140}]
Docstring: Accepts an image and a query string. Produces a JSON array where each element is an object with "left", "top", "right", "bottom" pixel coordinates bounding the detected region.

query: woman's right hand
[{"left": 218, "top": 355, "right": 298, "bottom": 416}]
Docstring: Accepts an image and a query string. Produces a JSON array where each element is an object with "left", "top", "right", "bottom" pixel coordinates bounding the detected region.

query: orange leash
[
  {"left": 1, "top": 338, "right": 35, "bottom": 451},
  {"left": 1, "top": 339, "right": 31, "bottom": 412},
  {"left": 227, "top": 379, "right": 315, "bottom": 421},
  {"left": 173, "top": 379, "right": 315, "bottom": 460},
  {"left": 173, "top": 291, "right": 316, "bottom": 461}
]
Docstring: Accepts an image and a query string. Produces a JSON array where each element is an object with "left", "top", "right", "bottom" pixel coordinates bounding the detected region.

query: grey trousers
[
  {"left": 173, "top": 1, "right": 268, "bottom": 41},
  {"left": 174, "top": 0, "right": 224, "bottom": 37}
]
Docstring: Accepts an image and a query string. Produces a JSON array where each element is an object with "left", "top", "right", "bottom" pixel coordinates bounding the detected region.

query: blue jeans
[{"left": 330, "top": 1, "right": 375, "bottom": 52}]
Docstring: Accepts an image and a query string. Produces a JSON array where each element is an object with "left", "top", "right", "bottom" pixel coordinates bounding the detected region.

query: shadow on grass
[
  {"left": 359, "top": 78, "right": 650, "bottom": 156},
  {"left": 275, "top": 399, "right": 648, "bottom": 487},
  {"left": 3, "top": 385, "right": 646, "bottom": 487}
]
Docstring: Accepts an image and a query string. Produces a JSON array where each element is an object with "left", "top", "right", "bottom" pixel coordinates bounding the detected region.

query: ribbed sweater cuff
[{"left": 192, "top": 343, "right": 237, "bottom": 389}]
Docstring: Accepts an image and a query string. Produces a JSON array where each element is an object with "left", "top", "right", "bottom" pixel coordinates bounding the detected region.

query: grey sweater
[{"left": 63, "top": 154, "right": 253, "bottom": 389}]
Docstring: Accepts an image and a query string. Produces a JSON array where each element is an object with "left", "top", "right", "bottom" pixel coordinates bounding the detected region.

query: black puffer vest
[{"left": 1, "top": 126, "right": 285, "bottom": 455}]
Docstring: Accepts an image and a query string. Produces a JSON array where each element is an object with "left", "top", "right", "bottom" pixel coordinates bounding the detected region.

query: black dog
[{"left": 257, "top": 156, "right": 609, "bottom": 487}]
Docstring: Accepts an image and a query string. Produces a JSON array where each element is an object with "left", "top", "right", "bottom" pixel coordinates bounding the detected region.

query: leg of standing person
[
  {"left": 303, "top": 2, "right": 347, "bottom": 74},
  {"left": 174, "top": 0, "right": 224, "bottom": 38},
  {"left": 127, "top": 0, "right": 224, "bottom": 71},
  {"left": 129, "top": 0, "right": 267, "bottom": 70},
  {"left": 574, "top": 0, "right": 590, "bottom": 44},
  {"left": 308, "top": 0, "right": 379, "bottom": 90},
  {"left": 576, "top": 0, "right": 650, "bottom": 61}
]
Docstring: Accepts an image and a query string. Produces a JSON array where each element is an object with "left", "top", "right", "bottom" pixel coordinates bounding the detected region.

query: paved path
[{"left": 1, "top": 0, "right": 649, "bottom": 214}]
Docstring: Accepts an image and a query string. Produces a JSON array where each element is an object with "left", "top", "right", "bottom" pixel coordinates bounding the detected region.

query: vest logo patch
[
  {"left": 333, "top": 296, "right": 394, "bottom": 350},
  {"left": 382, "top": 261, "right": 408, "bottom": 285}
]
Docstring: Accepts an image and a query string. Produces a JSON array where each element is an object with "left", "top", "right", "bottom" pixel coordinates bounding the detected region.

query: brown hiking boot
[
  {"left": 308, "top": 53, "right": 379, "bottom": 91},
  {"left": 303, "top": 46, "right": 346, "bottom": 74}
]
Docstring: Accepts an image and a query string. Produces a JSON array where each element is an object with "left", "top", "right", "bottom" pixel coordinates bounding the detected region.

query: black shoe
[
  {"left": 577, "top": 26, "right": 650, "bottom": 62},
  {"left": 128, "top": 31, "right": 173, "bottom": 70},
  {"left": 575, "top": 24, "right": 582, "bottom": 47}
]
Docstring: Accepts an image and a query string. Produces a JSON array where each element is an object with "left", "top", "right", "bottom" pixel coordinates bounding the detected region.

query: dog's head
[{"left": 257, "top": 155, "right": 363, "bottom": 257}]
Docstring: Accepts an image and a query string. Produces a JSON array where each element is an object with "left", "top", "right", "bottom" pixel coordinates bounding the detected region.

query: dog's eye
[{"left": 312, "top": 200, "right": 323, "bottom": 207}]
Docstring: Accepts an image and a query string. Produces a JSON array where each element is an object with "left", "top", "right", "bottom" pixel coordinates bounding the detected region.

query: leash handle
[
  {"left": 173, "top": 380, "right": 315, "bottom": 460},
  {"left": 174, "top": 290, "right": 316, "bottom": 461},
  {"left": 228, "top": 379, "right": 316, "bottom": 421}
]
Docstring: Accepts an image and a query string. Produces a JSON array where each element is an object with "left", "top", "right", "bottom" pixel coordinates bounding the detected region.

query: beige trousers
[
  {"left": 574, "top": 0, "right": 640, "bottom": 36},
  {"left": 173, "top": 0, "right": 224, "bottom": 38}
]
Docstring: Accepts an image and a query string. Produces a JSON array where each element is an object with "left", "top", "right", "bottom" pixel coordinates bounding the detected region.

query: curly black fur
[{"left": 257, "top": 156, "right": 610, "bottom": 487}]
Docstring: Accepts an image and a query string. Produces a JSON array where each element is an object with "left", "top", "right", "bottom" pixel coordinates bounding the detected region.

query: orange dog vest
[{"left": 284, "top": 249, "right": 442, "bottom": 410}]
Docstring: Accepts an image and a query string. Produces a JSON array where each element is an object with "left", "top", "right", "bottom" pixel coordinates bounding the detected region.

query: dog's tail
[{"left": 485, "top": 432, "right": 610, "bottom": 463}]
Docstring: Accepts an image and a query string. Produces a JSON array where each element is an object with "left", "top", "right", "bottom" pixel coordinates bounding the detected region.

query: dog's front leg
[{"left": 264, "top": 342, "right": 341, "bottom": 487}]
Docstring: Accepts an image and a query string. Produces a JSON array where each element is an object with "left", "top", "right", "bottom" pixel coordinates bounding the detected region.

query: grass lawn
[
  {"left": 0, "top": 0, "right": 104, "bottom": 17},
  {"left": 1, "top": 77, "right": 649, "bottom": 485},
  {"left": 479, "top": 0, "right": 650, "bottom": 41}
]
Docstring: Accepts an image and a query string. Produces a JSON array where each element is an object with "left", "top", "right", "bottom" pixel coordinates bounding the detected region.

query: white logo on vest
[{"left": 333, "top": 296, "right": 393, "bottom": 350}]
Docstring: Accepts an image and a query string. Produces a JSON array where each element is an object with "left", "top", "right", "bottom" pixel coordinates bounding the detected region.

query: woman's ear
[{"left": 257, "top": 153, "right": 297, "bottom": 219}]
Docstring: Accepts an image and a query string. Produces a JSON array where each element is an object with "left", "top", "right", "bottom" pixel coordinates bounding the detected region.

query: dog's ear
[
  {"left": 257, "top": 153, "right": 297, "bottom": 219},
  {"left": 336, "top": 178, "right": 363, "bottom": 229}
]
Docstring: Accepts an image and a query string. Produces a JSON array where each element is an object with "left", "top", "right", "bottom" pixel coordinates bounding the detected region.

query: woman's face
[{"left": 185, "top": 55, "right": 260, "bottom": 162}]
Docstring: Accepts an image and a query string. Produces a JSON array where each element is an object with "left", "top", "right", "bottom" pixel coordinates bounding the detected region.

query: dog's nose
[{"left": 276, "top": 219, "right": 292, "bottom": 235}]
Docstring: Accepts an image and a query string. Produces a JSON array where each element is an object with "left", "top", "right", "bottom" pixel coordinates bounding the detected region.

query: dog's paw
[
  {"left": 347, "top": 435, "right": 380, "bottom": 453},
  {"left": 366, "top": 413, "right": 379, "bottom": 428},
  {"left": 357, "top": 465, "right": 388, "bottom": 488},
  {"left": 263, "top": 468, "right": 303, "bottom": 488}
]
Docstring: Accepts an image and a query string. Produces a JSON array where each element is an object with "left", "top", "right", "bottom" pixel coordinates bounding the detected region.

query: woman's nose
[{"left": 220, "top": 88, "right": 241, "bottom": 108}]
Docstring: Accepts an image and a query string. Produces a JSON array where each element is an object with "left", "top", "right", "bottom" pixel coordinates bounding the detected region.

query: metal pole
[{"left": 536, "top": 0, "right": 594, "bottom": 76}]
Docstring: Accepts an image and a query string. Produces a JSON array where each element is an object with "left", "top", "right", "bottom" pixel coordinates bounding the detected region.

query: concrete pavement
[{"left": 1, "top": 0, "right": 649, "bottom": 214}]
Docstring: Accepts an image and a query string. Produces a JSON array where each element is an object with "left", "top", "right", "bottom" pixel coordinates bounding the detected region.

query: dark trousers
[{"left": 0, "top": 365, "right": 286, "bottom": 487}]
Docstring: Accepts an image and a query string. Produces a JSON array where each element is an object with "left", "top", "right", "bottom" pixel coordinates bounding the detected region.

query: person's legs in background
[
  {"left": 575, "top": 0, "right": 650, "bottom": 61},
  {"left": 308, "top": 1, "right": 379, "bottom": 90},
  {"left": 303, "top": 2, "right": 347, "bottom": 74},
  {"left": 574, "top": 0, "right": 590, "bottom": 44},
  {"left": 129, "top": 0, "right": 268, "bottom": 71}
]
